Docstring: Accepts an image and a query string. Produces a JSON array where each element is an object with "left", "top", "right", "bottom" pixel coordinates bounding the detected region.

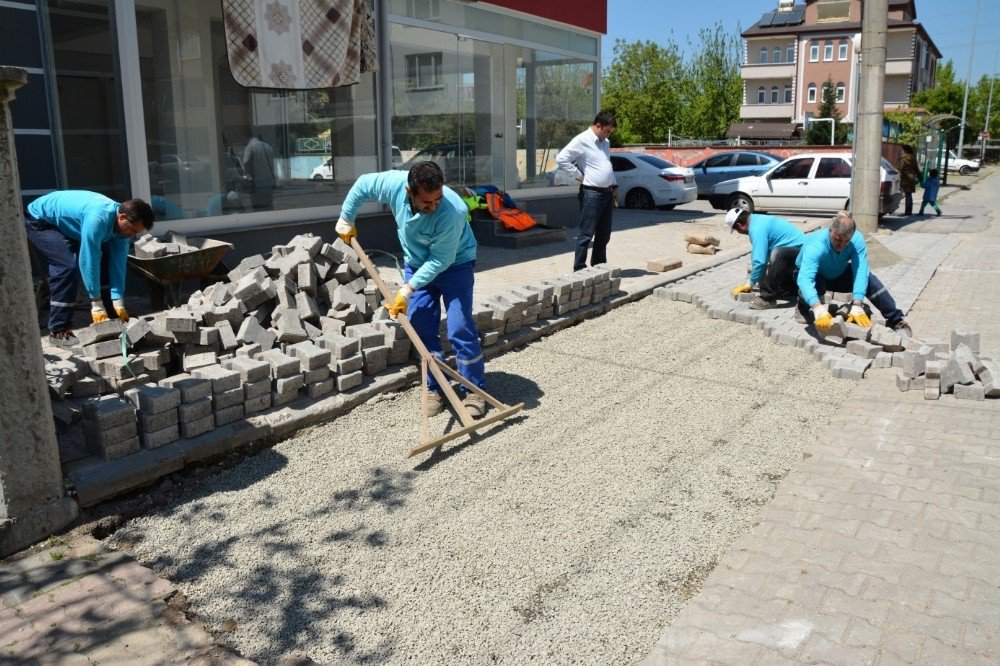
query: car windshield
[{"left": 635, "top": 155, "right": 677, "bottom": 169}]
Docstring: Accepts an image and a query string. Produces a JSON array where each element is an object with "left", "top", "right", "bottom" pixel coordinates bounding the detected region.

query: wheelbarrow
[{"left": 127, "top": 237, "right": 233, "bottom": 308}]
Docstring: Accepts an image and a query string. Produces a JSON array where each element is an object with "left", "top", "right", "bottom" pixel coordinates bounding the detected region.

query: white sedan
[{"left": 610, "top": 152, "right": 697, "bottom": 210}]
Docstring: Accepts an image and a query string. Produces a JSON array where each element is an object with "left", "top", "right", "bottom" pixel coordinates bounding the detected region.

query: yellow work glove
[
  {"left": 811, "top": 304, "right": 832, "bottom": 333},
  {"left": 731, "top": 283, "right": 752, "bottom": 299},
  {"left": 846, "top": 304, "right": 872, "bottom": 328},
  {"left": 91, "top": 301, "right": 109, "bottom": 324},
  {"left": 386, "top": 285, "right": 413, "bottom": 317},
  {"left": 113, "top": 299, "right": 130, "bottom": 322},
  {"left": 335, "top": 216, "right": 356, "bottom": 245}
]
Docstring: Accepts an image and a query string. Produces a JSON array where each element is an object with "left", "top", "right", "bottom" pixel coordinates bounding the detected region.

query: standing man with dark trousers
[{"left": 556, "top": 111, "right": 618, "bottom": 271}]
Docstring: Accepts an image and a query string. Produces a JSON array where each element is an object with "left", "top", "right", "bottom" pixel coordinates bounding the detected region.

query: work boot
[
  {"left": 49, "top": 330, "right": 79, "bottom": 348},
  {"left": 892, "top": 320, "right": 913, "bottom": 338},
  {"left": 463, "top": 392, "right": 487, "bottom": 418},
  {"left": 748, "top": 296, "right": 777, "bottom": 310},
  {"left": 427, "top": 391, "right": 445, "bottom": 417}
]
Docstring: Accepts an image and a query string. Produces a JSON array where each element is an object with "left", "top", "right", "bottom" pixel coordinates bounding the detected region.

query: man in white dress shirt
[{"left": 556, "top": 111, "right": 618, "bottom": 271}]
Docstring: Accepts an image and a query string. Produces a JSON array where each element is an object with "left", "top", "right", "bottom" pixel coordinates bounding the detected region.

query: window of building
[
  {"left": 784, "top": 84, "right": 793, "bottom": 103},
  {"left": 787, "top": 44, "right": 795, "bottom": 62},
  {"left": 760, "top": 46, "right": 769, "bottom": 64},
  {"left": 921, "top": 43, "right": 928, "bottom": 69},
  {"left": 816, "top": 0, "right": 851, "bottom": 21},
  {"left": 773, "top": 46, "right": 782, "bottom": 63},
  {"left": 758, "top": 86, "right": 766, "bottom": 104},
  {"left": 771, "top": 86, "right": 779, "bottom": 104},
  {"left": 807, "top": 83, "right": 817, "bottom": 103},
  {"left": 809, "top": 43, "right": 819, "bottom": 61},
  {"left": 838, "top": 40, "right": 848, "bottom": 60},
  {"left": 823, "top": 41, "right": 834, "bottom": 61},
  {"left": 836, "top": 83, "right": 846, "bottom": 103},
  {"left": 405, "top": 52, "right": 444, "bottom": 91}
]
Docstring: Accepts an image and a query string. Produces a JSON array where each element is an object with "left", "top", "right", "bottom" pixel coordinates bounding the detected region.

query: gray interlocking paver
[{"left": 644, "top": 169, "right": 1000, "bottom": 664}]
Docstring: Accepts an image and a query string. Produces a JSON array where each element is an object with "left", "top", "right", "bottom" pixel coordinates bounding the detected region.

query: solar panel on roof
[
  {"left": 771, "top": 12, "right": 790, "bottom": 25},
  {"left": 786, "top": 9, "right": 805, "bottom": 24},
  {"left": 758, "top": 11, "right": 776, "bottom": 27}
]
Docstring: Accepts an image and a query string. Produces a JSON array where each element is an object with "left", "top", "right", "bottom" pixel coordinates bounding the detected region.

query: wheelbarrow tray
[{"left": 127, "top": 237, "right": 233, "bottom": 283}]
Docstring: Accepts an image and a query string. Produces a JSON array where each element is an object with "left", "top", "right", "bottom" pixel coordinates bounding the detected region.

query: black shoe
[
  {"left": 891, "top": 320, "right": 913, "bottom": 337},
  {"left": 49, "top": 330, "right": 79, "bottom": 348},
  {"left": 748, "top": 296, "right": 778, "bottom": 310}
]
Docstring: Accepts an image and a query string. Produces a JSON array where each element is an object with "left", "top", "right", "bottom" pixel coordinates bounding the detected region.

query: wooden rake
[{"left": 350, "top": 238, "right": 524, "bottom": 457}]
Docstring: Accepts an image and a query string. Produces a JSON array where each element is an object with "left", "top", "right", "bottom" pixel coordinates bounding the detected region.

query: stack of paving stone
[
  {"left": 132, "top": 230, "right": 200, "bottom": 258},
  {"left": 56, "top": 232, "right": 625, "bottom": 459},
  {"left": 895, "top": 330, "right": 999, "bottom": 400},
  {"left": 685, "top": 232, "right": 720, "bottom": 256},
  {"left": 81, "top": 395, "right": 140, "bottom": 460}
]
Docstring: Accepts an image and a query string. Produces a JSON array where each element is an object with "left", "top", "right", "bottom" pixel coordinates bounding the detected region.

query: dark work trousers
[
  {"left": 574, "top": 186, "right": 614, "bottom": 271},
  {"left": 797, "top": 267, "right": 905, "bottom": 327},
  {"left": 405, "top": 260, "right": 485, "bottom": 395},
  {"left": 24, "top": 217, "right": 114, "bottom": 332},
  {"left": 758, "top": 246, "right": 801, "bottom": 302},
  {"left": 903, "top": 189, "right": 915, "bottom": 216}
]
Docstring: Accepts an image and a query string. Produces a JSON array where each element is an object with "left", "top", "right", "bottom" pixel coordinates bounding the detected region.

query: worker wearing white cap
[{"left": 726, "top": 207, "right": 806, "bottom": 310}]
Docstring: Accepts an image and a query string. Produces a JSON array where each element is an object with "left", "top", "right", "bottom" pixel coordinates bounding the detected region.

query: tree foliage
[
  {"left": 600, "top": 23, "right": 743, "bottom": 142},
  {"left": 805, "top": 76, "right": 850, "bottom": 145}
]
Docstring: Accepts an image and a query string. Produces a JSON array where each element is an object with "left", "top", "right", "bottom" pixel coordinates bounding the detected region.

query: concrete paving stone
[
  {"left": 336, "top": 354, "right": 363, "bottom": 375},
  {"left": 82, "top": 338, "right": 123, "bottom": 360},
  {"left": 179, "top": 414, "right": 215, "bottom": 439},
  {"left": 978, "top": 358, "right": 1000, "bottom": 396},
  {"left": 940, "top": 355, "right": 976, "bottom": 393},
  {"left": 214, "top": 386, "right": 244, "bottom": 409},
  {"left": 178, "top": 398, "right": 212, "bottom": 423},
  {"left": 76, "top": 319, "right": 124, "bottom": 346},
  {"left": 302, "top": 366, "right": 331, "bottom": 384},
  {"left": 243, "top": 377, "right": 271, "bottom": 400},
  {"left": 953, "top": 381, "right": 986, "bottom": 401},
  {"left": 124, "top": 383, "right": 181, "bottom": 414},
  {"left": 842, "top": 323, "right": 871, "bottom": 341},
  {"left": 896, "top": 373, "right": 920, "bottom": 392},
  {"left": 337, "top": 369, "right": 363, "bottom": 391},
  {"left": 874, "top": 351, "right": 893, "bottom": 368},
  {"left": 137, "top": 408, "right": 178, "bottom": 433},
  {"left": 388, "top": 338, "right": 411, "bottom": 365},
  {"left": 925, "top": 359, "right": 943, "bottom": 379},
  {"left": 275, "top": 375, "right": 304, "bottom": 394},
  {"left": 362, "top": 345, "right": 390, "bottom": 375},
  {"left": 165, "top": 310, "right": 199, "bottom": 333},
  {"left": 245, "top": 393, "right": 273, "bottom": 413},
  {"left": 215, "top": 320, "right": 238, "bottom": 350},
  {"left": 224, "top": 356, "right": 271, "bottom": 383},
  {"left": 81, "top": 394, "right": 136, "bottom": 429},
  {"left": 214, "top": 403, "right": 244, "bottom": 426},
  {"left": 81, "top": 418, "right": 137, "bottom": 452},
  {"left": 314, "top": 332, "right": 360, "bottom": 359},
  {"left": 344, "top": 324, "right": 387, "bottom": 350},
  {"left": 195, "top": 326, "right": 220, "bottom": 347},
  {"left": 255, "top": 349, "right": 300, "bottom": 379},
  {"left": 159, "top": 373, "right": 212, "bottom": 403},
  {"left": 286, "top": 341, "right": 332, "bottom": 370},
  {"left": 139, "top": 423, "right": 179, "bottom": 449},
  {"left": 181, "top": 350, "right": 217, "bottom": 372},
  {"left": 950, "top": 329, "right": 981, "bottom": 354},
  {"left": 191, "top": 364, "right": 241, "bottom": 393},
  {"left": 306, "top": 378, "right": 335, "bottom": 398},
  {"left": 845, "top": 339, "right": 881, "bottom": 359}
]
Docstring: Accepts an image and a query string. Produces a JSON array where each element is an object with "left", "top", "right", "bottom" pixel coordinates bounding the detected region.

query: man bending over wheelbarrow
[{"left": 335, "top": 161, "right": 486, "bottom": 418}]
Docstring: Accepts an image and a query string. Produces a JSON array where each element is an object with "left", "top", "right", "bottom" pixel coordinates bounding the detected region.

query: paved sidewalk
[{"left": 644, "top": 170, "right": 1000, "bottom": 664}]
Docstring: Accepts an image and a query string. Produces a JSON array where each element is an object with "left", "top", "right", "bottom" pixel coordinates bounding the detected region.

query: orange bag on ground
[{"left": 485, "top": 192, "right": 537, "bottom": 231}]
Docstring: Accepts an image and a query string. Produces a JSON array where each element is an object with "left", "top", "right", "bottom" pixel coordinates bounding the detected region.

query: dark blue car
[{"left": 688, "top": 151, "right": 782, "bottom": 198}]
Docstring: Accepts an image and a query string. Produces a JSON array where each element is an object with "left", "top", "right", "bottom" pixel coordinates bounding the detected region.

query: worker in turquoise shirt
[
  {"left": 25, "top": 191, "right": 154, "bottom": 347},
  {"left": 795, "top": 212, "right": 910, "bottom": 336},
  {"left": 335, "top": 161, "right": 485, "bottom": 417},
  {"left": 726, "top": 208, "right": 806, "bottom": 310}
]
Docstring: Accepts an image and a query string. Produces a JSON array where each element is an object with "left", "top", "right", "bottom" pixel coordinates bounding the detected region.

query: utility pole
[
  {"left": 957, "top": 0, "right": 980, "bottom": 158},
  {"left": 851, "top": 0, "right": 888, "bottom": 236},
  {"left": 0, "top": 67, "right": 78, "bottom": 557},
  {"left": 981, "top": 51, "right": 997, "bottom": 162}
]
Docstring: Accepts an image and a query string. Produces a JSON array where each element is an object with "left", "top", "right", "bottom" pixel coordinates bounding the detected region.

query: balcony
[
  {"left": 885, "top": 59, "right": 913, "bottom": 76},
  {"left": 741, "top": 103, "right": 794, "bottom": 120},
  {"left": 741, "top": 62, "right": 796, "bottom": 80}
]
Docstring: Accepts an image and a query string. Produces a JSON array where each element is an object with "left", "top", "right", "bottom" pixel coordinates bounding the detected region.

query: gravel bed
[{"left": 108, "top": 298, "right": 854, "bottom": 664}]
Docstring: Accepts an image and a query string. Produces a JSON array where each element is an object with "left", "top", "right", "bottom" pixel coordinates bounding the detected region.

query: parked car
[
  {"left": 708, "top": 152, "right": 902, "bottom": 216},
  {"left": 610, "top": 152, "right": 697, "bottom": 209},
  {"left": 398, "top": 141, "right": 484, "bottom": 182},
  {"left": 687, "top": 151, "right": 782, "bottom": 197},
  {"left": 311, "top": 157, "right": 333, "bottom": 180},
  {"left": 945, "top": 150, "right": 980, "bottom": 175}
]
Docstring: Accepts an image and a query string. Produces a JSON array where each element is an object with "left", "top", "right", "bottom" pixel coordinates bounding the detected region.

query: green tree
[
  {"left": 884, "top": 108, "right": 925, "bottom": 148},
  {"left": 679, "top": 24, "right": 744, "bottom": 139},
  {"left": 805, "top": 76, "right": 849, "bottom": 145},
  {"left": 600, "top": 38, "right": 686, "bottom": 143},
  {"left": 911, "top": 61, "right": 966, "bottom": 117}
]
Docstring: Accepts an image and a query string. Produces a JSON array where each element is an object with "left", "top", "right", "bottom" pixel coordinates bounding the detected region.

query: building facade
[
  {"left": 1, "top": 0, "right": 604, "bottom": 235},
  {"left": 737, "top": 0, "right": 939, "bottom": 136}
]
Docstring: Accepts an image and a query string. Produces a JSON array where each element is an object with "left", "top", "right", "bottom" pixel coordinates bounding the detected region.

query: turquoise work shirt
[
  {"left": 747, "top": 214, "right": 806, "bottom": 285},
  {"left": 796, "top": 228, "right": 870, "bottom": 307},
  {"left": 340, "top": 171, "right": 477, "bottom": 290},
  {"left": 27, "top": 190, "right": 130, "bottom": 300}
]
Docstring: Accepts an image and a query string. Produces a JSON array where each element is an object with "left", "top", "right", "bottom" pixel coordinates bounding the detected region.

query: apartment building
[{"left": 734, "top": 0, "right": 940, "bottom": 139}]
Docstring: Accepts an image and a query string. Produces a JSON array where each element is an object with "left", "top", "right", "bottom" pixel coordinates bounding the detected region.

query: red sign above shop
[{"left": 484, "top": 0, "right": 607, "bottom": 35}]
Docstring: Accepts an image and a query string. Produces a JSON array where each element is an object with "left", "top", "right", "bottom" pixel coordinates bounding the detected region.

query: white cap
[{"left": 725, "top": 207, "right": 745, "bottom": 230}]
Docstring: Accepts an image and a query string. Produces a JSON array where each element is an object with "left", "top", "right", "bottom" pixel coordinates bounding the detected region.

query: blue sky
[{"left": 603, "top": 0, "right": 1000, "bottom": 83}]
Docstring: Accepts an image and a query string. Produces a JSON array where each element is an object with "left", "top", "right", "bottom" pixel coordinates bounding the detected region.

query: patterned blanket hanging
[{"left": 222, "top": 0, "right": 378, "bottom": 90}]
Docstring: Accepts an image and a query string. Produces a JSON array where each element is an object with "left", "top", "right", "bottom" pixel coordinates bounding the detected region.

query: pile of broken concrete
[{"left": 43, "top": 232, "right": 622, "bottom": 464}]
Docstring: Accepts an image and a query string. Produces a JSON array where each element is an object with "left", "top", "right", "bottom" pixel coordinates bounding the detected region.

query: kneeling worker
[
  {"left": 796, "top": 212, "right": 911, "bottom": 336},
  {"left": 25, "top": 190, "right": 155, "bottom": 347},
  {"left": 335, "top": 161, "right": 486, "bottom": 417},
  {"left": 727, "top": 208, "right": 806, "bottom": 310}
]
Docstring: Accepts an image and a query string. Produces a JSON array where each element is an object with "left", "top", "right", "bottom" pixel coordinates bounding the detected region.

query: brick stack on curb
[
  {"left": 125, "top": 383, "right": 181, "bottom": 449},
  {"left": 81, "top": 395, "right": 139, "bottom": 460},
  {"left": 895, "top": 329, "right": 1000, "bottom": 400}
]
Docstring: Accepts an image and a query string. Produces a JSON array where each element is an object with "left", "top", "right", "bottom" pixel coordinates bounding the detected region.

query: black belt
[{"left": 581, "top": 184, "right": 615, "bottom": 192}]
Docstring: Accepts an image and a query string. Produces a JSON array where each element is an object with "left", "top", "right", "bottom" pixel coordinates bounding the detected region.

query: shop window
[{"left": 405, "top": 52, "right": 444, "bottom": 91}]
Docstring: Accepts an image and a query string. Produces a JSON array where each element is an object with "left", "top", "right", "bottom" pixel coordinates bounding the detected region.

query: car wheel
[
  {"left": 959, "top": 165, "right": 971, "bottom": 176},
  {"left": 312, "top": 175, "right": 324, "bottom": 181},
  {"left": 727, "top": 193, "right": 754, "bottom": 214},
  {"left": 624, "top": 188, "right": 655, "bottom": 210}
]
